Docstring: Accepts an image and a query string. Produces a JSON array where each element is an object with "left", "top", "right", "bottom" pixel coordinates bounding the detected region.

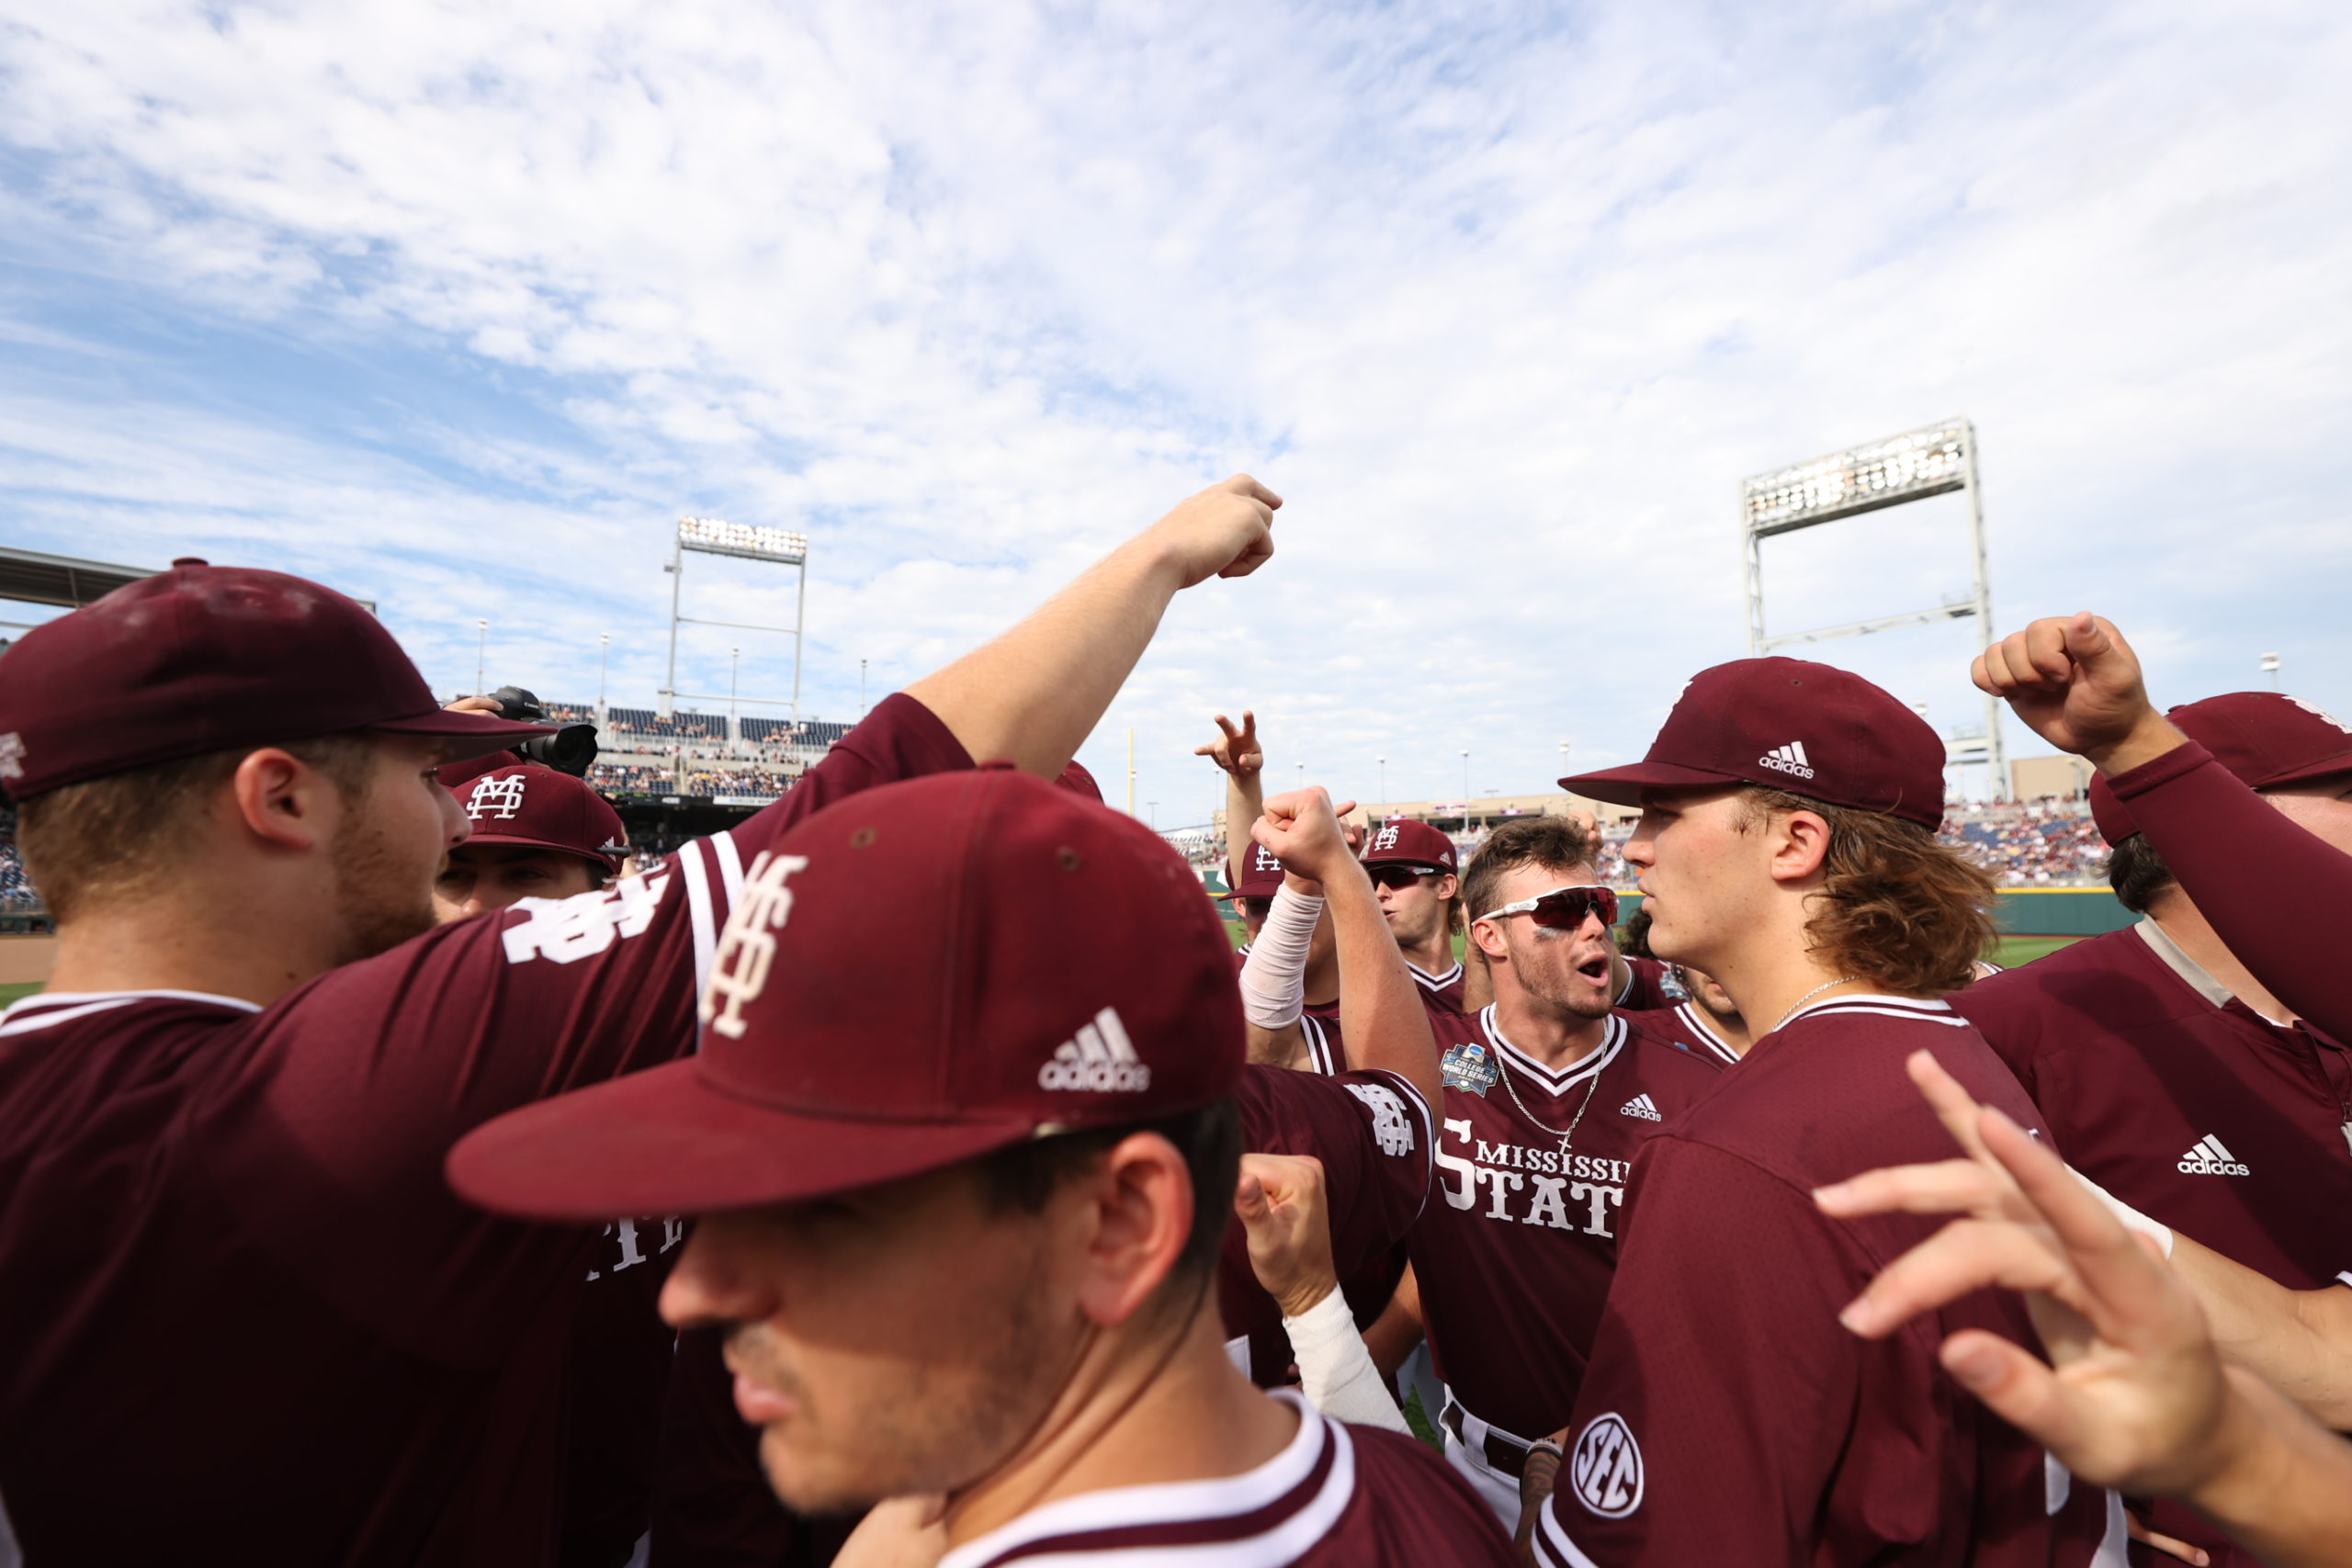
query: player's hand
[
  {"left": 1253, "top": 788, "right": 1359, "bottom": 886},
  {"left": 1194, "top": 710, "right": 1263, "bottom": 780},
  {"left": 1817, "top": 1061, "right": 2237, "bottom": 1496},
  {"left": 1234, "top": 1153, "right": 1339, "bottom": 1321},
  {"left": 445, "top": 694, "right": 505, "bottom": 715},
  {"left": 1971, "top": 614, "right": 2183, "bottom": 773},
  {"left": 1145, "top": 475, "right": 1281, "bottom": 589}
]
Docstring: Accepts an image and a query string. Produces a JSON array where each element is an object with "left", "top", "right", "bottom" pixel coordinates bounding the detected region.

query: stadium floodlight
[
  {"left": 664, "top": 514, "right": 811, "bottom": 725},
  {"left": 676, "top": 516, "right": 808, "bottom": 565},
  {"left": 1740, "top": 418, "right": 2006, "bottom": 795},
  {"left": 1740, "top": 421, "right": 1970, "bottom": 537}
]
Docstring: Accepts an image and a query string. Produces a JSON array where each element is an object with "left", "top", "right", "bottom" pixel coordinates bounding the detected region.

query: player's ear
[
  {"left": 1470, "top": 915, "right": 1508, "bottom": 962},
  {"left": 1768, "top": 807, "right": 1833, "bottom": 886},
  {"left": 1434, "top": 873, "right": 1459, "bottom": 901},
  {"left": 1072, "top": 1132, "right": 1193, "bottom": 1329},
  {"left": 229, "top": 747, "right": 338, "bottom": 852}
]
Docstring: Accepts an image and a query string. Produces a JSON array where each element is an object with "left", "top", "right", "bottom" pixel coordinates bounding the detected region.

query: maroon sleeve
[
  {"left": 1235, "top": 1066, "right": 1433, "bottom": 1280},
  {"left": 2110, "top": 741, "right": 2352, "bottom": 1043},
  {"left": 204, "top": 694, "right": 971, "bottom": 1362},
  {"left": 1532, "top": 1138, "right": 1868, "bottom": 1566}
]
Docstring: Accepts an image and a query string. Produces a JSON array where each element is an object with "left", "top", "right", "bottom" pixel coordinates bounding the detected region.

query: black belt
[{"left": 1441, "top": 1398, "right": 1531, "bottom": 1481}]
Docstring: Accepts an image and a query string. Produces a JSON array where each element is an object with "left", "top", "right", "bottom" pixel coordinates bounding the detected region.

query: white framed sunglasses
[{"left": 1473, "top": 884, "right": 1620, "bottom": 931}]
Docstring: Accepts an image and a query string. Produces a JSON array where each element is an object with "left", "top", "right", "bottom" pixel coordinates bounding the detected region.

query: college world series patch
[{"left": 1441, "top": 1041, "right": 1499, "bottom": 1096}]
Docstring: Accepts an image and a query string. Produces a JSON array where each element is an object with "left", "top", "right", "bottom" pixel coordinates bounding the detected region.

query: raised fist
[
  {"left": 1252, "top": 787, "right": 1360, "bottom": 886},
  {"left": 1972, "top": 613, "right": 2181, "bottom": 771},
  {"left": 1146, "top": 475, "right": 1281, "bottom": 589}
]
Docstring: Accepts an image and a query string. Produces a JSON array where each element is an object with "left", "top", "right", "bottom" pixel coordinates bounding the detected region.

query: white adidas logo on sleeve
[
  {"left": 1758, "top": 740, "right": 1815, "bottom": 780},
  {"left": 1037, "top": 1007, "right": 1153, "bottom": 1093},
  {"left": 2177, "top": 1134, "right": 2250, "bottom": 1177},
  {"left": 1618, "top": 1092, "right": 1662, "bottom": 1121}
]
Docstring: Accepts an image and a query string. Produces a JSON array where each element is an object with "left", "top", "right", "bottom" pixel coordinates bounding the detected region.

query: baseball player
[
  {"left": 1951, "top": 688, "right": 2352, "bottom": 1566},
  {"left": 1972, "top": 612, "right": 2352, "bottom": 1055},
  {"left": 448, "top": 768, "right": 1515, "bottom": 1568},
  {"left": 1817, "top": 1055, "right": 2352, "bottom": 1568},
  {"left": 1403, "top": 814, "right": 1721, "bottom": 1531},
  {"left": 432, "top": 757, "right": 632, "bottom": 917},
  {"left": 1531, "top": 655, "right": 2122, "bottom": 1567},
  {"left": 423, "top": 757, "right": 680, "bottom": 1565},
  {"left": 1360, "top": 816, "right": 1468, "bottom": 1009},
  {"left": 0, "top": 475, "right": 1281, "bottom": 1567}
]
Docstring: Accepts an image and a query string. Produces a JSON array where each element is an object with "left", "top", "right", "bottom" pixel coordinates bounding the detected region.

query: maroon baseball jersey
[
  {"left": 558, "top": 1215, "right": 684, "bottom": 1563},
  {"left": 1642, "top": 998, "right": 1742, "bottom": 1066},
  {"left": 933, "top": 1392, "right": 1515, "bottom": 1568},
  {"left": 2111, "top": 740, "right": 2352, "bottom": 1047},
  {"left": 1613, "top": 954, "right": 1680, "bottom": 1010},
  {"left": 1218, "top": 1064, "right": 1437, "bottom": 1386},
  {"left": 1408, "top": 1007, "right": 1721, "bottom": 1441},
  {"left": 1534, "top": 994, "right": 2122, "bottom": 1567},
  {"left": 0, "top": 694, "right": 969, "bottom": 1568},
  {"left": 1951, "top": 921, "right": 2352, "bottom": 1568},
  {"left": 1410, "top": 957, "right": 1467, "bottom": 1013}
]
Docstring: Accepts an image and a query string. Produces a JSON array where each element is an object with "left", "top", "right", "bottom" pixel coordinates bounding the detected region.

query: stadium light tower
[
  {"left": 1740, "top": 418, "right": 2005, "bottom": 794},
  {"left": 662, "top": 517, "right": 809, "bottom": 724},
  {"left": 2261, "top": 651, "right": 2281, "bottom": 689},
  {"left": 597, "top": 633, "right": 610, "bottom": 711}
]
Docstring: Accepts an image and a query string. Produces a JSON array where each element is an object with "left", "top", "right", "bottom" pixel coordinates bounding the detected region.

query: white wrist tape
[
  {"left": 1238, "top": 883, "right": 1323, "bottom": 1030},
  {"left": 1283, "top": 1287, "right": 1409, "bottom": 1435},
  {"left": 2078, "top": 1168, "right": 2176, "bottom": 1258}
]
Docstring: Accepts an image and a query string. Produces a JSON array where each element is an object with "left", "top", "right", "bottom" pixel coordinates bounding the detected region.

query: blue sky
[{"left": 3, "top": 0, "right": 2347, "bottom": 824}]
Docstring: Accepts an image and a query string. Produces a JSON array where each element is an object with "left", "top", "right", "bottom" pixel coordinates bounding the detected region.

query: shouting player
[
  {"left": 0, "top": 476, "right": 1281, "bottom": 1567},
  {"left": 1407, "top": 814, "right": 1720, "bottom": 1530},
  {"left": 448, "top": 768, "right": 1516, "bottom": 1567},
  {"left": 1535, "top": 656, "right": 2121, "bottom": 1566}
]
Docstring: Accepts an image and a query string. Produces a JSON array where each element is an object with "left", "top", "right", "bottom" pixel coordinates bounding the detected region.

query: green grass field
[
  {"left": 0, "top": 980, "right": 44, "bottom": 1007},
  {"left": 1218, "top": 920, "right": 2077, "bottom": 973}
]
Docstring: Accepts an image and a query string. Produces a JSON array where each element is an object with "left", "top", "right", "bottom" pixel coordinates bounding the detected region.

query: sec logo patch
[{"left": 1570, "top": 1412, "right": 1644, "bottom": 1517}]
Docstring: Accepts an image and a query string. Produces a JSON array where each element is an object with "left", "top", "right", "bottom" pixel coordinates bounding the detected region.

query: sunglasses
[
  {"left": 1475, "top": 884, "right": 1620, "bottom": 931},
  {"left": 1365, "top": 864, "right": 1442, "bottom": 891}
]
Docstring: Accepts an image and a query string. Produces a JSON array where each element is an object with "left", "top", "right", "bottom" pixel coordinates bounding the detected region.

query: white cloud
[{"left": 1, "top": 0, "right": 2347, "bottom": 818}]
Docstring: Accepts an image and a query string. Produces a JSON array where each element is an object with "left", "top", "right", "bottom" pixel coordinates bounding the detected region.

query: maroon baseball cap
[
  {"left": 1056, "top": 759, "right": 1103, "bottom": 803},
  {"left": 1561, "top": 657, "right": 1947, "bottom": 829},
  {"left": 1362, "top": 817, "right": 1458, "bottom": 874},
  {"left": 436, "top": 761, "right": 631, "bottom": 874},
  {"left": 447, "top": 766, "right": 1246, "bottom": 1221},
  {"left": 0, "top": 560, "right": 549, "bottom": 800},
  {"left": 1224, "top": 837, "right": 1287, "bottom": 899},
  {"left": 2089, "top": 692, "right": 2352, "bottom": 844}
]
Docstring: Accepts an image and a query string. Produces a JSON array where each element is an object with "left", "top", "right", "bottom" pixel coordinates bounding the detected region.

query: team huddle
[{"left": 0, "top": 477, "right": 2347, "bottom": 1568}]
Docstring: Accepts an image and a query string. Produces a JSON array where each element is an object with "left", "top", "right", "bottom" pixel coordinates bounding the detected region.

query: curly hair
[{"left": 1739, "top": 788, "right": 1996, "bottom": 996}]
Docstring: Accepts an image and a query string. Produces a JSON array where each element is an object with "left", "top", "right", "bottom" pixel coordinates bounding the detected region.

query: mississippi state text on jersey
[{"left": 1409, "top": 1007, "right": 1720, "bottom": 1443}]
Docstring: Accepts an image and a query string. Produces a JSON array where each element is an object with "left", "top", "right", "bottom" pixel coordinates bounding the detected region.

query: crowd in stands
[
  {"left": 1938, "top": 796, "right": 2107, "bottom": 885},
  {"left": 1213, "top": 795, "right": 2109, "bottom": 893},
  {"left": 682, "top": 769, "right": 795, "bottom": 798},
  {"left": 0, "top": 807, "right": 32, "bottom": 907}
]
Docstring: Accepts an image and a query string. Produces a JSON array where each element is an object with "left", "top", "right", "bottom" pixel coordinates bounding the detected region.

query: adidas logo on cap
[
  {"left": 1618, "top": 1092, "right": 1661, "bottom": 1122},
  {"left": 1037, "top": 1007, "right": 1152, "bottom": 1093},
  {"left": 1758, "top": 740, "right": 1815, "bottom": 780},
  {"left": 2177, "top": 1134, "right": 2249, "bottom": 1177}
]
